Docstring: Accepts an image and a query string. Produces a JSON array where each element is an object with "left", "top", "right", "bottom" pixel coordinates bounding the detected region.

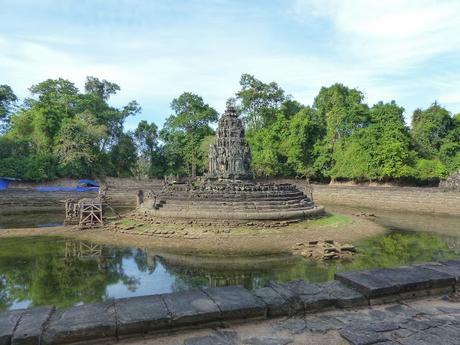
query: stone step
[{"left": 1, "top": 260, "right": 459, "bottom": 345}]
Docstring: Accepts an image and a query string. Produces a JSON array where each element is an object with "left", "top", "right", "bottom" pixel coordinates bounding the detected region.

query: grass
[{"left": 305, "top": 213, "right": 351, "bottom": 228}]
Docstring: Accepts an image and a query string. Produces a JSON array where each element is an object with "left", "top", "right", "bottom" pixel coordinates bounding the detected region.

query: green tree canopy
[
  {"left": 161, "top": 92, "right": 218, "bottom": 177},
  {"left": 236, "top": 74, "right": 287, "bottom": 129},
  {"left": 0, "top": 84, "right": 17, "bottom": 133}
]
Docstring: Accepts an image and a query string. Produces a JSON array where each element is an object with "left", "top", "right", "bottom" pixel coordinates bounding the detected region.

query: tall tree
[
  {"left": 312, "top": 83, "right": 370, "bottom": 177},
  {"left": 411, "top": 102, "right": 454, "bottom": 158},
  {"left": 236, "top": 74, "right": 286, "bottom": 129},
  {"left": 367, "top": 101, "right": 416, "bottom": 180},
  {"left": 0, "top": 84, "right": 17, "bottom": 133},
  {"left": 161, "top": 92, "right": 217, "bottom": 177},
  {"left": 134, "top": 120, "right": 162, "bottom": 177}
]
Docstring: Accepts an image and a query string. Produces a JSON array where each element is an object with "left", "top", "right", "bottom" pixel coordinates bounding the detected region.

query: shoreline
[{"left": 0, "top": 212, "right": 386, "bottom": 256}]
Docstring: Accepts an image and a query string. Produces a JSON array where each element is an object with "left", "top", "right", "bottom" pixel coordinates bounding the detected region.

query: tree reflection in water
[
  {"left": 0, "top": 230, "right": 458, "bottom": 311},
  {"left": 0, "top": 237, "right": 139, "bottom": 310}
]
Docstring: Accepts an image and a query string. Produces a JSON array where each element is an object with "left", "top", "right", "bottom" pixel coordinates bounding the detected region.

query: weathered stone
[
  {"left": 12, "top": 306, "right": 54, "bottom": 345},
  {"left": 253, "top": 287, "right": 291, "bottom": 317},
  {"left": 439, "top": 169, "right": 460, "bottom": 191},
  {"left": 322, "top": 281, "right": 368, "bottom": 308},
  {"left": 202, "top": 286, "right": 266, "bottom": 320},
  {"left": 242, "top": 336, "right": 293, "bottom": 345},
  {"left": 420, "top": 260, "right": 460, "bottom": 285},
  {"left": 41, "top": 301, "right": 116, "bottom": 345},
  {"left": 335, "top": 270, "right": 399, "bottom": 298},
  {"left": 277, "top": 318, "right": 306, "bottom": 334},
  {"left": 339, "top": 327, "right": 389, "bottom": 345},
  {"left": 208, "top": 106, "right": 252, "bottom": 180},
  {"left": 162, "top": 289, "right": 220, "bottom": 327},
  {"left": 304, "top": 316, "right": 339, "bottom": 333},
  {"left": 373, "top": 266, "right": 455, "bottom": 292},
  {"left": 184, "top": 330, "right": 238, "bottom": 345},
  {"left": 0, "top": 309, "right": 23, "bottom": 345},
  {"left": 115, "top": 295, "right": 170, "bottom": 336},
  {"left": 336, "top": 266, "right": 454, "bottom": 301}
]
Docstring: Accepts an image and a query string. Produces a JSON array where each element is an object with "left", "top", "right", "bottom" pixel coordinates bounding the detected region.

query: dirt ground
[{"left": 0, "top": 211, "right": 386, "bottom": 256}]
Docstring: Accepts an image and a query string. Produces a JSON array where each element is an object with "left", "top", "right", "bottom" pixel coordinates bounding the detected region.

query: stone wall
[
  {"left": 2, "top": 178, "right": 460, "bottom": 216},
  {"left": 311, "top": 184, "right": 460, "bottom": 216},
  {"left": 257, "top": 179, "right": 460, "bottom": 216}
]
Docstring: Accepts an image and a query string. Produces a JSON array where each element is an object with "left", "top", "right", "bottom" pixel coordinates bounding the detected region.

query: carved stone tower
[{"left": 208, "top": 106, "right": 252, "bottom": 180}]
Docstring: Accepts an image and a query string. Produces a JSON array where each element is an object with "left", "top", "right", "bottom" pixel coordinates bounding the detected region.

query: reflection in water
[{"left": 0, "top": 229, "right": 459, "bottom": 311}]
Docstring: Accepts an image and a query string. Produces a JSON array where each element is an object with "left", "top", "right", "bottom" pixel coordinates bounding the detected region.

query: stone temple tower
[{"left": 208, "top": 106, "right": 252, "bottom": 180}]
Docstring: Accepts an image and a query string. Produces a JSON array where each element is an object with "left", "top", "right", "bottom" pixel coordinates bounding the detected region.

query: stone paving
[
  {"left": 122, "top": 296, "right": 460, "bottom": 345},
  {"left": 2, "top": 260, "right": 460, "bottom": 344}
]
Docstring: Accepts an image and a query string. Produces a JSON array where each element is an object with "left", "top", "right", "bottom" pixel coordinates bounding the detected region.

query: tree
[
  {"left": 84, "top": 76, "right": 120, "bottom": 101},
  {"left": 236, "top": 74, "right": 287, "bottom": 129},
  {"left": 312, "top": 83, "right": 370, "bottom": 178},
  {"left": 411, "top": 102, "right": 454, "bottom": 158},
  {"left": 134, "top": 121, "right": 162, "bottom": 178},
  {"left": 0, "top": 85, "right": 17, "bottom": 133},
  {"left": 109, "top": 133, "right": 138, "bottom": 177},
  {"left": 285, "top": 107, "right": 324, "bottom": 179},
  {"left": 162, "top": 92, "right": 218, "bottom": 177},
  {"left": 367, "top": 101, "right": 416, "bottom": 180},
  {"left": 54, "top": 111, "right": 107, "bottom": 177},
  {"left": 3, "top": 77, "right": 140, "bottom": 180}
]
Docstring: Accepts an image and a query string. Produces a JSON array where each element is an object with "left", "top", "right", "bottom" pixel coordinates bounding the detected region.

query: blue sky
[{"left": 1, "top": 0, "right": 459, "bottom": 130}]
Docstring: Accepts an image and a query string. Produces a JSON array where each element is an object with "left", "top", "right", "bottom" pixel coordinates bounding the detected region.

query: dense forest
[{"left": 0, "top": 75, "right": 459, "bottom": 184}]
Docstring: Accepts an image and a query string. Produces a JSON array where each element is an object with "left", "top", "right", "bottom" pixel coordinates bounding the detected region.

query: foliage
[
  {"left": 161, "top": 92, "right": 217, "bottom": 177},
  {"left": 1, "top": 77, "right": 139, "bottom": 180},
  {"left": 0, "top": 84, "right": 17, "bottom": 133},
  {"left": 236, "top": 74, "right": 287, "bottom": 129},
  {"left": 1, "top": 75, "right": 459, "bottom": 184}
]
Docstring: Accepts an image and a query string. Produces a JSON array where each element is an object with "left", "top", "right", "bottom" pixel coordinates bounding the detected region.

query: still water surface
[{"left": 0, "top": 208, "right": 459, "bottom": 311}]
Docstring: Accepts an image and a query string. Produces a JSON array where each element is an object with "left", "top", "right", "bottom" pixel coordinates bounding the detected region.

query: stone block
[
  {"left": 335, "top": 270, "right": 398, "bottom": 298},
  {"left": 270, "top": 280, "right": 348, "bottom": 313},
  {"left": 322, "top": 281, "right": 368, "bottom": 308},
  {"left": 252, "top": 287, "right": 290, "bottom": 317},
  {"left": 115, "top": 295, "right": 170, "bottom": 337},
  {"left": 339, "top": 327, "right": 389, "bottom": 345},
  {"left": 202, "top": 286, "right": 266, "bottom": 320},
  {"left": 162, "top": 289, "right": 220, "bottom": 327},
  {"left": 420, "top": 260, "right": 460, "bottom": 289},
  {"left": 12, "top": 306, "right": 54, "bottom": 345},
  {"left": 184, "top": 330, "right": 238, "bottom": 345},
  {"left": 0, "top": 309, "right": 23, "bottom": 345},
  {"left": 372, "top": 266, "right": 455, "bottom": 292},
  {"left": 41, "top": 301, "right": 116, "bottom": 345}
]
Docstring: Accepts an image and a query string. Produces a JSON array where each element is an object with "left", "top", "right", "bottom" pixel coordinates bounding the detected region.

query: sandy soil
[{"left": 0, "top": 211, "right": 386, "bottom": 256}]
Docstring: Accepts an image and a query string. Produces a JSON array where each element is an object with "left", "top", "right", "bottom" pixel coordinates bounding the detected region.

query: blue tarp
[
  {"left": 0, "top": 178, "right": 11, "bottom": 190},
  {"left": 34, "top": 179, "right": 99, "bottom": 192},
  {"left": 34, "top": 186, "right": 99, "bottom": 192},
  {"left": 0, "top": 177, "right": 19, "bottom": 190},
  {"left": 77, "top": 179, "right": 99, "bottom": 187}
]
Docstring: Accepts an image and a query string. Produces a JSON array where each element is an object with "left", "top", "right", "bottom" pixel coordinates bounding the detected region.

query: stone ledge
[{"left": 0, "top": 260, "right": 459, "bottom": 344}]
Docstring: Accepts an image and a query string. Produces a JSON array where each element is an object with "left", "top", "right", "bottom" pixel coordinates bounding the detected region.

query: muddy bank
[{"left": 0, "top": 213, "right": 385, "bottom": 256}]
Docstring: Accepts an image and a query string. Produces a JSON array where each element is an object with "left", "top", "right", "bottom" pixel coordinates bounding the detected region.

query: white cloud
[{"left": 1, "top": 0, "right": 459, "bottom": 129}]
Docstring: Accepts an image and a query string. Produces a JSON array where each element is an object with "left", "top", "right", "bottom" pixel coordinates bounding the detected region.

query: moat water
[{"left": 1, "top": 207, "right": 459, "bottom": 311}]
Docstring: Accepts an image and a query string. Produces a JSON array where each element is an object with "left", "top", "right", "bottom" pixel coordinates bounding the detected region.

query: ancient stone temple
[
  {"left": 207, "top": 106, "right": 252, "bottom": 180},
  {"left": 136, "top": 105, "right": 323, "bottom": 221}
]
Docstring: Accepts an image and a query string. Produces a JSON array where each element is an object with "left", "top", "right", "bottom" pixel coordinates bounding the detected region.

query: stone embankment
[
  {"left": 1, "top": 260, "right": 460, "bottom": 345},
  {"left": 1, "top": 178, "right": 459, "bottom": 216}
]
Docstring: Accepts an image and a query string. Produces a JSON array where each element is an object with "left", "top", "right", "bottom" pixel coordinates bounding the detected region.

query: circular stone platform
[
  {"left": 136, "top": 105, "right": 324, "bottom": 221},
  {"left": 138, "top": 181, "right": 324, "bottom": 221}
]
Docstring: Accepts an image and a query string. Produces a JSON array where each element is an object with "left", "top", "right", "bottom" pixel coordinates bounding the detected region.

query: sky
[{"left": 1, "top": 0, "right": 459, "bottom": 130}]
